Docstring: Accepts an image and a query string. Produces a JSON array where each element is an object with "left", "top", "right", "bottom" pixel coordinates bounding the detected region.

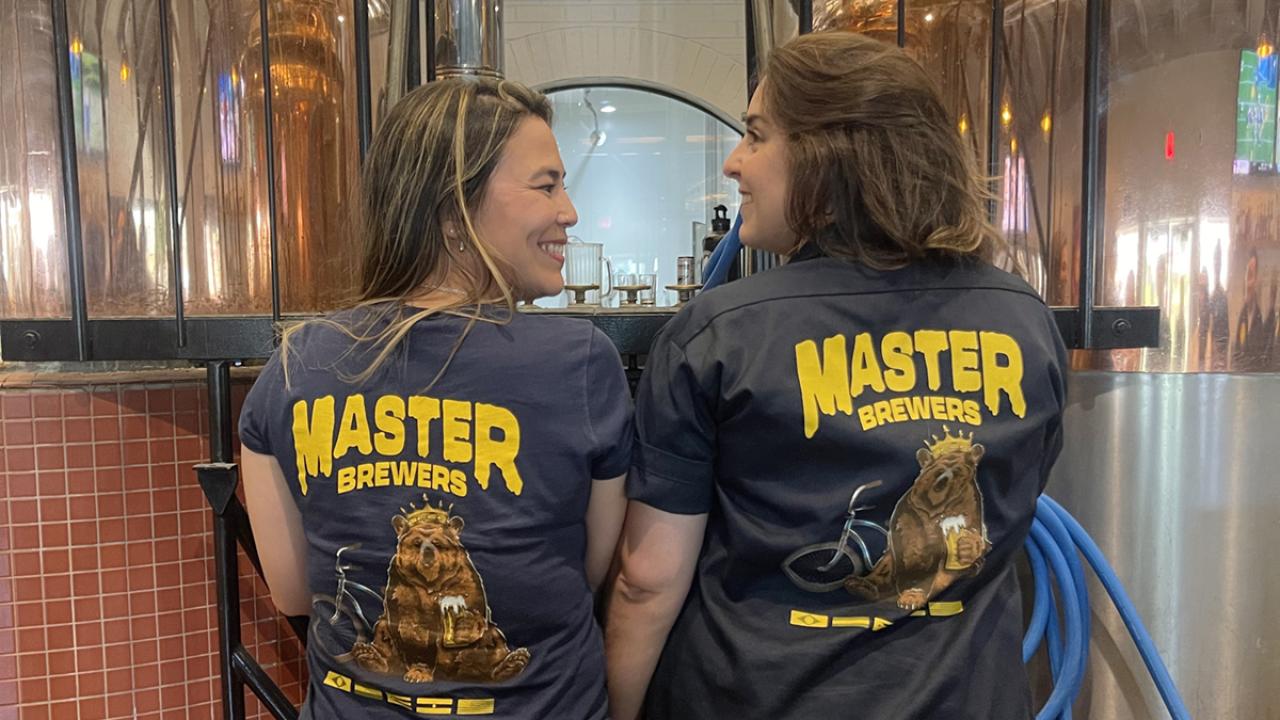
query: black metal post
[
  {"left": 157, "top": 0, "right": 187, "bottom": 347},
  {"left": 407, "top": 0, "right": 421, "bottom": 88},
  {"left": 354, "top": 0, "right": 372, "bottom": 160},
  {"left": 1078, "top": 0, "right": 1105, "bottom": 348},
  {"left": 208, "top": 360, "right": 234, "bottom": 463},
  {"left": 204, "top": 361, "right": 243, "bottom": 720},
  {"left": 212, "top": 487, "right": 246, "bottom": 720},
  {"left": 986, "top": 0, "right": 1004, "bottom": 220},
  {"left": 49, "top": 0, "right": 90, "bottom": 360},
  {"left": 799, "top": 0, "right": 812, "bottom": 35},
  {"left": 897, "top": 0, "right": 905, "bottom": 47},
  {"left": 425, "top": 0, "right": 436, "bottom": 82},
  {"left": 257, "top": 0, "right": 282, "bottom": 322},
  {"left": 197, "top": 358, "right": 308, "bottom": 717}
]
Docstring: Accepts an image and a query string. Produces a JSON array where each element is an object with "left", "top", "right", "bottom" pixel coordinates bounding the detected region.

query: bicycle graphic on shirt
[
  {"left": 781, "top": 481, "right": 890, "bottom": 593},
  {"left": 311, "top": 544, "right": 385, "bottom": 661}
]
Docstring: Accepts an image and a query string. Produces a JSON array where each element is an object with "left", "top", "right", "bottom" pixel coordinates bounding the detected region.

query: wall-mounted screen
[{"left": 1235, "top": 49, "right": 1278, "bottom": 175}]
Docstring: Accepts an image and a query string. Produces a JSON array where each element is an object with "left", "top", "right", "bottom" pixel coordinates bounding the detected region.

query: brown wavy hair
[
  {"left": 281, "top": 77, "right": 553, "bottom": 386},
  {"left": 761, "top": 32, "right": 1002, "bottom": 268}
]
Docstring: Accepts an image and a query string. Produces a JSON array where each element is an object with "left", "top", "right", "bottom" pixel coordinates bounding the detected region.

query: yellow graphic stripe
[
  {"left": 832, "top": 616, "right": 894, "bottom": 631},
  {"left": 322, "top": 671, "right": 352, "bottom": 692},
  {"left": 790, "top": 610, "right": 831, "bottom": 628},
  {"left": 909, "top": 601, "right": 965, "bottom": 617},
  {"left": 416, "top": 697, "right": 454, "bottom": 715},
  {"left": 791, "top": 610, "right": 891, "bottom": 631},
  {"left": 320, "top": 662, "right": 496, "bottom": 715},
  {"left": 458, "top": 698, "right": 497, "bottom": 715},
  {"left": 791, "top": 601, "right": 964, "bottom": 629}
]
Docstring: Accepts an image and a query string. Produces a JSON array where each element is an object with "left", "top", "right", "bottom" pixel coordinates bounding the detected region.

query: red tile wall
[{"left": 0, "top": 382, "right": 306, "bottom": 720}]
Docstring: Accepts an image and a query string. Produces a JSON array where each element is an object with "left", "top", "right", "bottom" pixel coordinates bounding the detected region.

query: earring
[{"left": 458, "top": 240, "right": 466, "bottom": 252}]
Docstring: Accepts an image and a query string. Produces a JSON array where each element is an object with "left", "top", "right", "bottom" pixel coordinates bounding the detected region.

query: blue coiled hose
[
  {"left": 700, "top": 212, "right": 1191, "bottom": 720},
  {"left": 1027, "top": 497, "right": 1192, "bottom": 720},
  {"left": 1028, "top": 502, "right": 1087, "bottom": 719}
]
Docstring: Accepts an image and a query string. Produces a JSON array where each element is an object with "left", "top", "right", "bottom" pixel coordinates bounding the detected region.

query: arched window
[{"left": 535, "top": 83, "right": 742, "bottom": 308}]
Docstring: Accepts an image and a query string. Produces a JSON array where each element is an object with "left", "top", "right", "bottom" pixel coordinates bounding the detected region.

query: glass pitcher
[{"left": 563, "top": 238, "right": 615, "bottom": 306}]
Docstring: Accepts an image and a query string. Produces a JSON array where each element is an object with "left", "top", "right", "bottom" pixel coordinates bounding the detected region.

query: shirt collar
[{"left": 789, "top": 241, "right": 826, "bottom": 263}]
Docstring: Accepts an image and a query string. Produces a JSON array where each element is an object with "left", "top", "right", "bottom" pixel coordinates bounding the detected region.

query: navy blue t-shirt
[
  {"left": 239, "top": 306, "right": 632, "bottom": 720},
  {"left": 630, "top": 250, "right": 1067, "bottom": 719}
]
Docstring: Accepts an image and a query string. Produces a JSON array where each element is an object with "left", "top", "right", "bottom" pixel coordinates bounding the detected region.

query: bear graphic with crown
[
  {"left": 351, "top": 498, "right": 530, "bottom": 683},
  {"left": 844, "top": 426, "right": 991, "bottom": 611}
]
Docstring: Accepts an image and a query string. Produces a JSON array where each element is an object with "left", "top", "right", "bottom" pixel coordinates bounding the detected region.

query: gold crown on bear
[
  {"left": 924, "top": 425, "right": 974, "bottom": 455},
  {"left": 401, "top": 495, "right": 452, "bottom": 527}
]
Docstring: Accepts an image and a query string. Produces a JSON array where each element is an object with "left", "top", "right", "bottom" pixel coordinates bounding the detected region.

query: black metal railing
[{"left": 196, "top": 360, "right": 306, "bottom": 720}]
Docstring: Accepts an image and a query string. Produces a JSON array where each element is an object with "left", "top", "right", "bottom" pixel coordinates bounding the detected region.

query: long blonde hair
[
  {"left": 762, "top": 32, "right": 1003, "bottom": 268},
  {"left": 280, "top": 78, "right": 553, "bottom": 386}
]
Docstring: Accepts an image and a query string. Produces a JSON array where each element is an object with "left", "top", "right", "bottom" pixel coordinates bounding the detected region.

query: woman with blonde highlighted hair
[
  {"left": 239, "top": 78, "right": 630, "bottom": 719},
  {"left": 607, "top": 32, "right": 1066, "bottom": 719}
]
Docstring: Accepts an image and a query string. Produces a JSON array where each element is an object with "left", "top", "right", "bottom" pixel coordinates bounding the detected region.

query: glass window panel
[
  {"left": 906, "top": 0, "right": 994, "bottom": 169},
  {"left": 71, "top": 0, "right": 175, "bottom": 317},
  {"left": 1090, "top": 0, "right": 1280, "bottom": 372},
  {"left": 1001, "top": 0, "right": 1086, "bottom": 307},
  {"left": 0, "top": 0, "right": 70, "bottom": 319},
  {"left": 64, "top": 0, "right": 362, "bottom": 319}
]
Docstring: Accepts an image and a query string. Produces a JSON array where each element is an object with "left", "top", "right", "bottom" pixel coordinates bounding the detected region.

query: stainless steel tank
[{"left": 433, "top": 0, "right": 504, "bottom": 79}]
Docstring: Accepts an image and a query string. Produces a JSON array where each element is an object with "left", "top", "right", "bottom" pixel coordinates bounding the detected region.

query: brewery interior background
[{"left": 1, "top": 1, "right": 1279, "bottom": 718}]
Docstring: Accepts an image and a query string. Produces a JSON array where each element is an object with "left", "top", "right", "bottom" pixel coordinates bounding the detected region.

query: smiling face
[
  {"left": 722, "top": 81, "right": 798, "bottom": 254},
  {"left": 470, "top": 117, "right": 579, "bottom": 301}
]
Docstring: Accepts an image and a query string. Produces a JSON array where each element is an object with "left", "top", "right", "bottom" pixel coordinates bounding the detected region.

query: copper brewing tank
[
  {"left": 0, "top": 0, "right": 364, "bottom": 320},
  {"left": 243, "top": 0, "right": 360, "bottom": 314}
]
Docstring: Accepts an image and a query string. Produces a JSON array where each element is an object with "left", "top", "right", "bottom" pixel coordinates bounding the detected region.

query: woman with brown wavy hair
[
  {"left": 607, "top": 32, "right": 1066, "bottom": 719},
  {"left": 238, "top": 78, "right": 630, "bottom": 719}
]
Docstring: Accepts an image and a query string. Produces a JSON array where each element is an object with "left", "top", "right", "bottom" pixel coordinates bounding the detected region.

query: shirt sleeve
[
  {"left": 238, "top": 351, "right": 284, "bottom": 456},
  {"left": 1038, "top": 309, "right": 1069, "bottom": 489},
  {"left": 585, "top": 327, "right": 635, "bottom": 479},
  {"left": 627, "top": 324, "right": 717, "bottom": 515}
]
